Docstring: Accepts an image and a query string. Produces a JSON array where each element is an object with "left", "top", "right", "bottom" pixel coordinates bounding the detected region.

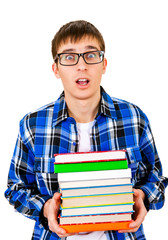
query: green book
[{"left": 54, "top": 160, "right": 128, "bottom": 173}]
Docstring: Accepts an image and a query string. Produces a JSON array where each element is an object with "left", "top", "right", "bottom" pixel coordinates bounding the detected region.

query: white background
[{"left": 0, "top": 0, "right": 168, "bottom": 239}]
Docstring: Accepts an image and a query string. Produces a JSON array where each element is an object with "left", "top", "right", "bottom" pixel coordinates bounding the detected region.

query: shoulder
[
  {"left": 111, "top": 96, "right": 149, "bottom": 123},
  {"left": 101, "top": 87, "right": 149, "bottom": 124},
  {"left": 19, "top": 101, "right": 56, "bottom": 134},
  {"left": 21, "top": 101, "right": 56, "bottom": 122}
]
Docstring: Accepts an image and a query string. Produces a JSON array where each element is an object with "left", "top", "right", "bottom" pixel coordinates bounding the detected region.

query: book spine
[
  {"left": 54, "top": 150, "right": 126, "bottom": 163},
  {"left": 55, "top": 158, "right": 126, "bottom": 164},
  {"left": 58, "top": 168, "right": 132, "bottom": 182},
  {"left": 54, "top": 150, "right": 126, "bottom": 157},
  {"left": 54, "top": 160, "right": 128, "bottom": 173}
]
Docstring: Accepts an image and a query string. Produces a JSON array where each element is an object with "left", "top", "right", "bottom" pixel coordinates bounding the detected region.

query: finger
[
  {"left": 118, "top": 227, "right": 139, "bottom": 233},
  {"left": 51, "top": 192, "right": 61, "bottom": 214},
  {"left": 53, "top": 192, "right": 62, "bottom": 202},
  {"left": 130, "top": 210, "right": 146, "bottom": 228},
  {"left": 118, "top": 220, "right": 140, "bottom": 233},
  {"left": 49, "top": 221, "right": 75, "bottom": 238},
  {"left": 133, "top": 188, "right": 141, "bottom": 199},
  {"left": 48, "top": 210, "right": 61, "bottom": 232},
  {"left": 133, "top": 188, "right": 146, "bottom": 200}
]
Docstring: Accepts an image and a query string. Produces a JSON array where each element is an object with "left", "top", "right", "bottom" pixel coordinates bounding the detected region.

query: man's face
[{"left": 52, "top": 36, "right": 107, "bottom": 102}]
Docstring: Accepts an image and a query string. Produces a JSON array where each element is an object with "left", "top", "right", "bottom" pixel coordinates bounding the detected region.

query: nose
[{"left": 76, "top": 55, "right": 87, "bottom": 70}]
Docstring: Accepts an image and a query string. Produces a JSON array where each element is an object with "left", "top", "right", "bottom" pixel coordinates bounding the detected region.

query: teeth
[
  {"left": 78, "top": 79, "right": 88, "bottom": 82},
  {"left": 77, "top": 79, "right": 89, "bottom": 86}
]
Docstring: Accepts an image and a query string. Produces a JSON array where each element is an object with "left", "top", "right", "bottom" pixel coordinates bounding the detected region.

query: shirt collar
[
  {"left": 52, "top": 92, "right": 68, "bottom": 127},
  {"left": 52, "top": 87, "right": 117, "bottom": 127},
  {"left": 98, "top": 86, "right": 117, "bottom": 120}
]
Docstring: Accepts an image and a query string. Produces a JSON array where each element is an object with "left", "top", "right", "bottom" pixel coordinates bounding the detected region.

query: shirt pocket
[
  {"left": 126, "top": 146, "right": 142, "bottom": 186},
  {"left": 34, "top": 157, "right": 59, "bottom": 196}
]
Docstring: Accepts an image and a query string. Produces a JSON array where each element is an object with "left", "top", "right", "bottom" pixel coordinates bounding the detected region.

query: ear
[
  {"left": 52, "top": 63, "right": 61, "bottom": 79},
  {"left": 102, "top": 58, "right": 107, "bottom": 74}
]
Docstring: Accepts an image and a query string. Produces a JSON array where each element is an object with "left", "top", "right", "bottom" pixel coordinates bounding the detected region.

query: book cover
[
  {"left": 58, "top": 168, "right": 132, "bottom": 182},
  {"left": 54, "top": 150, "right": 126, "bottom": 163},
  {"left": 59, "top": 178, "right": 131, "bottom": 189},
  {"left": 54, "top": 159, "right": 128, "bottom": 173}
]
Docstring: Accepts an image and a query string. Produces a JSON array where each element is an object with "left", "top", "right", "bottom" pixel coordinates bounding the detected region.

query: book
[
  {"left": 54, "top": 150, "right": 134, "bottom": 233},
  {"left": 61, "top": 192, "right": 134, "bottom": 208},
  {"left": 61, "top": 184, "right": 133, "bottom": 197},
  {"left": 58, "top": 168, "right": 131, "bottom": 182},
  {"left": 60, "top": 221, "right": 132, "bottom": 233},
  {"left": 54, "top": 159, "right": 128, "bottom": 173},
  {"left": 60, "top": 203, "right": 134, "bottom": 217},
  {"left": 59, "top": 213, "right": 132, "bottom": 225},
  {"left": 54, "top": 150, "right": 126, "bottom": 163},
  {"left": 59, "top": 177, "right": 131, "bottom": 189}
]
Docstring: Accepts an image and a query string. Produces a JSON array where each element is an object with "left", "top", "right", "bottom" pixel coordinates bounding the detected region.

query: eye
[
  {"left": 86, "top": 52, "right": 97, "bottom": 59},
  {"left": 63, "top": 54, "right": 75, "bottom": 61}
]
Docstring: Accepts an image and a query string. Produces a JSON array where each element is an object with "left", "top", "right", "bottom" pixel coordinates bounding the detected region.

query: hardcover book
[
  {"left": 54, "top": 159, "right": 128, "bottom": 173},
  {"left": 60, "top": 184, "right": 133, "bottom": 197},
  {"left": 54, "top": 150, "right": 126, "bottom": 163},
  {"left": 61, "top": 192, "right": 134, "bottom": 208},
  {"left": 59, "top": 177, "right": 131, "bottom": 189},
  {"left": 53, "top": 150, "right": 134, "bottom": 232},
  {"left": 60, "top": 203, "right": 134, "bottom": 217},
  {"left": 58, "top": 168, "right": 132, "bottom": 182},
  {"left": 60, "top": 221, "right": 132, "bottom": 233},
  {"left": 59, "top": 213, "right": 132, "bottom": 225}
]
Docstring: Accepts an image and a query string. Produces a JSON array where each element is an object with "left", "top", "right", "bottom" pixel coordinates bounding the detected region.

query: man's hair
[{"left": 51, "top": 20, "right": 105, "bottom": 60}]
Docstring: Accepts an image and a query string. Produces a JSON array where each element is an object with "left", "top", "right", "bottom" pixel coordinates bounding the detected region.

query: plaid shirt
[{"left": 5, "top": 87, "right": 168, "bottom": 240}]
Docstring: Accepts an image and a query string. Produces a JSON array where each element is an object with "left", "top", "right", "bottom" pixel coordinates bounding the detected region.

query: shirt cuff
[{"left": 139, "top": 182, "right": 165, "bottom": 210}]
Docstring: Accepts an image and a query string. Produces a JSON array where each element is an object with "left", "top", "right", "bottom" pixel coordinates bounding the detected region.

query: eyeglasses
[{"left": 55, "top": 51, "right": 104, "bottom": 66}]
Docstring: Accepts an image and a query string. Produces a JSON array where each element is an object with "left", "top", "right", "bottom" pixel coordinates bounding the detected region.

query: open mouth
[{"left": 76, "top": 79, "right": 89, "bottom": 86}]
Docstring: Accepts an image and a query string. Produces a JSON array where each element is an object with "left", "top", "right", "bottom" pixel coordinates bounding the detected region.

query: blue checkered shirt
[{"left": 5, "top": 87, "right": 168, "bottom": 240}]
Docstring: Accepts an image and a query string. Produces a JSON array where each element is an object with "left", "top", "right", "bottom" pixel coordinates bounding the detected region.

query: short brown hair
[{"left": 51, "top": 20, "right": 105, "bottom": 60}]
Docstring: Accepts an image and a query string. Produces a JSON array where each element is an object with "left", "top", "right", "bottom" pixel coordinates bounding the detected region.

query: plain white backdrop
[{"left": 0, "top": 0, "right": 168, "bottom": 239}]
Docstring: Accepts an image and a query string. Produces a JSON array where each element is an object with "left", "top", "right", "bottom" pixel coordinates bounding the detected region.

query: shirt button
[{"left": 37, "top": 166, "right": 41, "bottom": 171}]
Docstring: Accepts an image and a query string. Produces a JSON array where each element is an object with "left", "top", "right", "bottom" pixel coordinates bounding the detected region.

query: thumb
[
  {"left": 133, "top": 188, "right": 143, "bottom": 199},
  {"left": 133, "top": 188, "right": 146, "bottom": 201},
  {"left": 53, "top": 192, "right": 61, "bottom": 203},
  {"left": 133, "top": 189, "right": 139, "bottom": 197}
]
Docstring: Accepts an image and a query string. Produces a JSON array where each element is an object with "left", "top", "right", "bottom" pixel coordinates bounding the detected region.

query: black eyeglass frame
[{"left": 54, "top": 50, "right": 105, "bottom": 66}]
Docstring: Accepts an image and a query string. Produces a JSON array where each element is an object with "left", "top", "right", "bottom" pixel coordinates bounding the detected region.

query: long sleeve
[
  {"left": 137, "top": 120, "right": 168, "bottom": 210},
  {"left": 4, "top": 119, "right": 51, "bottom": 224}
]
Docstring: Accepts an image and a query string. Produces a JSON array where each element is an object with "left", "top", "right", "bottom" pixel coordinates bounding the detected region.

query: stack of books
[{"left": 54, "top": 150, "right": 134, "bottom": 233}]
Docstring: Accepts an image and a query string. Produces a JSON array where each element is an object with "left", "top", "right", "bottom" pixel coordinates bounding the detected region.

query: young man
[{"left": 5, "top": 20, "right": 168, "bottom": 240}]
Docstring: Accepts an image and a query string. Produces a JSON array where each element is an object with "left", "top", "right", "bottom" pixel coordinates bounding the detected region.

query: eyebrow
[{"left": 60, "top": 45, "right": 99, "bottom": 54}]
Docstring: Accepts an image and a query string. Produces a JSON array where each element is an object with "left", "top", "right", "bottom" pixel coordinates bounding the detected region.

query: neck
[{"left": 65, "top": 93, "right": 101, "bottom": 123}]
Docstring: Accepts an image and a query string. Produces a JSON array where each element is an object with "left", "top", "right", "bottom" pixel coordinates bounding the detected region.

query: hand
[
  {"left": 43, "top": 192, "right": 74, "bottom": 238},
  {"left": 119, "top": 188, "right": 147, "bottom": 233}
]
